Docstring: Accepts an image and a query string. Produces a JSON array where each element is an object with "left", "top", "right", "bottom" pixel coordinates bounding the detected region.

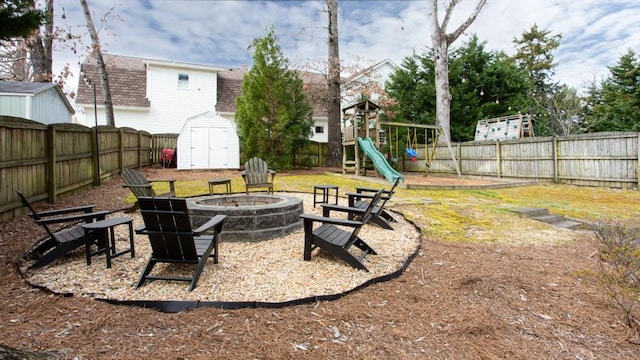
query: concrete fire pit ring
[{"left": 186, "top": 194, "right": 303, "bottom": 242}]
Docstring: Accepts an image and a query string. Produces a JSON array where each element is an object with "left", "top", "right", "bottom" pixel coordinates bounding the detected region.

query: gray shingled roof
[
  {"left": 0, "top": 80, "right": 74, "bottom": 113},
  {"left": 0, "top": 81, "right": 57, "bottom": 94}
]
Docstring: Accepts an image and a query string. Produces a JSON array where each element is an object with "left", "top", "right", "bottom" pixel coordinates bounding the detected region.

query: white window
[
  {"left": 315, "top": 126, "right": 324, "bottom": 134},
  {"left": 178, "top": 73, "right": 189, "bottom": 89}
]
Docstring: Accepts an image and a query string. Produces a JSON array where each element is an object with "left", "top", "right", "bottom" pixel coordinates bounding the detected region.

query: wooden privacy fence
[
  {"left": 418, "top": 132, "right": 640, "bottom": 189},
  {"left": 0, "top": 116, "right": 155, "bottom": 221}
]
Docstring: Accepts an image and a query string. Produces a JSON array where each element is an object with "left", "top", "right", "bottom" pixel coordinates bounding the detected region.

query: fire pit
[{"left": 186, "top": 194, "right": 303, "bottom": 242}]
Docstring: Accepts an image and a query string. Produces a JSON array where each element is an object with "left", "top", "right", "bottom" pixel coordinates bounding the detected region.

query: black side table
[
  {"left": 208, "top": 179, "right": 232, "bottom": 195},
  {"left": 313, "top": 185, "right": 339, "bottom": 208},
  {"left": 83, "top": 217, "right": 135, "bottom": 268}
]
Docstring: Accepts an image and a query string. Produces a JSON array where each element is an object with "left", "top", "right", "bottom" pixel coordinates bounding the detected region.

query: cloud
[{"left": 53, "top": 0, "right": 640, "bottom": 94}]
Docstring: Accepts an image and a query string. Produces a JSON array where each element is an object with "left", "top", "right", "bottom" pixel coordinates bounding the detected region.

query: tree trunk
[
  {"left": 428, "top": 0, "right": 487, "bottom": 142},
  {"left": 433, "top": 37, "right": 451, "bottom": 141},
  {"left": 27, "top": 0, "right": 53, "bottom": 82},
  {"left": 325, "top": 0, "right": 342, "bottom": 167},
  {"left": 80, "top": 0, "right": 115, "bottom": 127}
]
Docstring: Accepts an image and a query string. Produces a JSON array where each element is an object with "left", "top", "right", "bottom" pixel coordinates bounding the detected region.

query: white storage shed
[{"left": 176, "top": 111, "right": 240, "bottom": 170}]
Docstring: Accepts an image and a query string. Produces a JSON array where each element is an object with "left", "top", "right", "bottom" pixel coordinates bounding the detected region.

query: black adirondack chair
[
  {"left": 300, "top": 189, "right": 383, "bottom": 271},
  {"left": 347, "top": 176, "right": 401, "bottom": 230},
  {"left": 135, "top": 197, "right": 226, "bottom": 291},
  {"left": 16, "top": 190, "right": 109, "bottom": 269},
  {"left": 121, "top": 168, "right": 176, "bottom": 212},
  {"left": 241, "top": 157, "right": 276, "bottom": 194},
  {"left": 320, "top": 177, "right": 400, "bottom": 230}
]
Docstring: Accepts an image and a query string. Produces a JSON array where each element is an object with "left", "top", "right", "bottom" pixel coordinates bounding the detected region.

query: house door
[{"left": 190, "top": 127, "right": 228, "bottom": 169}]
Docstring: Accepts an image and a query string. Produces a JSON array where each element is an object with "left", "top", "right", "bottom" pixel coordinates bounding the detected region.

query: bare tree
[
  {"left": 429, "top": 0, "right": 486, "bottom": 141},
  {"left": 325, "top": 0, "right": 341, "bottom": 167},
  {"left": 27, "top": 0, "right": 53, "bottom": 82},
  {"left": 80, "top": 0, "right": 115, "bottom": 126}
]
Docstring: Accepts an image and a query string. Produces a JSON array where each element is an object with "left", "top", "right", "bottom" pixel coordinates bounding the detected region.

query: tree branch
[{"left": 446, "top": 0, "right": 487, "bottom": 43}]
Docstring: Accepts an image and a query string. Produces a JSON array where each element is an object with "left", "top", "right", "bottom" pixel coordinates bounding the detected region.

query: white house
[
  {"left": 341, "top": 59, "right": 398, "bottom": 109},
  {"left": 75, "top": 54, "right": 225, "bottom": 133},
  {"left": 74, "top": 54, "right": 395, "bottom": 146},
  {"left": 75, "top": 54, "right": 330, "bottom": 143},
  {"left": 0, "top": 81, "right": 74, "bottom": 124}
]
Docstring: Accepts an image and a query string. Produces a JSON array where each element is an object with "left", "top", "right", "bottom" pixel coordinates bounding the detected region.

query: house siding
[
  {"left": 0, "top": 85, "right": 73, "bottom": 124},
  {"left": 0, "top": 95, "right": 26, "bottom": 118},
  {"left": 31, "top": 87, "right": 74, "bottom": 124},
  {"left": 143, "top": 64, "right": 218, "bottom": 134}
]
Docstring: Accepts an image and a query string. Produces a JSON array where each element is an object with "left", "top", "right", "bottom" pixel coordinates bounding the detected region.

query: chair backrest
[
  {"left": 16, "top": 190, "right": 56, "bottom": 239},
  {"left": 138, "top": 197, "right": 198, "bottom": 261},
  {"left": 380, "top": 177, "right": 401, "bottom": 207},
  {"left": 244, "top": 157, "right": 270, "bottom": 184},
  {"left": 351, "top": 189, "right": 383, "bottom": 238},
  {"left": 122, "top": 168, "right": 155, "bottom": 197}
]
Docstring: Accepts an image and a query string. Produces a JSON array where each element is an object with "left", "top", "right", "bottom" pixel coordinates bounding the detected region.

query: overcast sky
[{"left": 54, "top": 0, "right": 640, "bottom": 93}]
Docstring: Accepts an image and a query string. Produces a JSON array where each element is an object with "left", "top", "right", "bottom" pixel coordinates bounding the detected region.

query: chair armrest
[
  {"left": 344, "top": 190, "right": 393, "bottom": 200},
  {"left": 149, "top": 179, "right": 176, "bottom": 193},
  {"left": 268, "top": 169, "right": 276, "bottom": 179},
  {"left": 35, "top": 210, "right": 109, "bottom": 225},
  {"left": 345, "top": 191, "right": 393, "bottom": 206},
  {"left": 320, "top": 203, "right": 366, "bottom": 217},
  {"left": 123, "top": 184, "right": 153, "bottom": 189},
  {"left": 193, "top": 215, "right": 227, "bottom": 235},
  {"left": 355, "top": 186, "right": 381, "bottom": 194},
  {"left": 29, "top": 204, "right": 96, "bottom": 218},
  {"left": 300, "top": 213, "right": 362, "bottom": 227}
]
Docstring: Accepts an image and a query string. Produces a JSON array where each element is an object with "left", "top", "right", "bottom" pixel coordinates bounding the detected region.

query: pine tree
[
  {"left": 235, "top": 27, "right": 314, "bottom": 170},
  {"left": 587, "top": 49, "right": 640, "bottom": 132}
]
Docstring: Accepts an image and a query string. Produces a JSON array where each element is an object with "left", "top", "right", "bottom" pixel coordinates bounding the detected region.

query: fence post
[
  {"left": 118, "top": 128, "right": 124, "bottom": 171},
  {"left": 496, "top": 141, "right": 502, "bottom": 178},
  {"left": 47, "top": 125, "right": 57, "bottom": 203},
  {"left": 138, "top": 131, "right": 144, "bottom": 167},
  {"left": 552, "top": 136, "right": 558, "bottom": 183},
  {"left": 637, "top": 134, "right": 640, "bottom": 189},
  {"left": 92, "top": 127, "right": 100, "bottom": 186}
]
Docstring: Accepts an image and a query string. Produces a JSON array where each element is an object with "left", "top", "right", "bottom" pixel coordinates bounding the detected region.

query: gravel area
[{"left": 19, "top": 192, "right": 421, "bottom": 304}]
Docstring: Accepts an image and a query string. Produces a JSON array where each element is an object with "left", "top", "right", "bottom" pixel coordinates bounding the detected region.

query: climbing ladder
[{"left": 475, "top": 114, "right": 534, "bottom": 141}]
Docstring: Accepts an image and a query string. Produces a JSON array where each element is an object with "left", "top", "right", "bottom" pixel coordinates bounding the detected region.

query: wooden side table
[
  {"left": 208, "top": 179, "right": 232, "bottom": 195},
  {"left": 83, "top": 217, "right": 135, "bottom": 268},
  {"left": 313, "top": 185, "right": 339, "bottom": 208}
]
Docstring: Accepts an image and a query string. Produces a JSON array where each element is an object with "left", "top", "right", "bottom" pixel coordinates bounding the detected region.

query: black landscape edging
[{"left": 19, "top": 205, "right": 422, "bottom": 313}]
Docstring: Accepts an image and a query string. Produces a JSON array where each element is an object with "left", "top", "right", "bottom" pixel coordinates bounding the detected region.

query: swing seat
[{"left": 405, "top": 147, "right": 417, "bottom": 157}]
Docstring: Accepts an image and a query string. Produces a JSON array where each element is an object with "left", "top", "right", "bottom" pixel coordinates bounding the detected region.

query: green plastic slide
[{"left": 357, "top": 137, "right": 404, "bottom": 183}]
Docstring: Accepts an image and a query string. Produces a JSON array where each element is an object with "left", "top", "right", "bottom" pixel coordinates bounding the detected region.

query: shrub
[{"left": 591, "top": 221, "right": 640, "bottom": 331}]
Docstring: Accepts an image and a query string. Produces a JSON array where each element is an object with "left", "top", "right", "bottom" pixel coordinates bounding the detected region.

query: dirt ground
[{"left": 1, "top": 168, "right": 639, "bottom": 359}]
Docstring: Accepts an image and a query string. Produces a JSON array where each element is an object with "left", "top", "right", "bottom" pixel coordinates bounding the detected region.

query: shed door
[
  {"left": 190, "top": 127, "right": 228, "bottom": 169},
  {"left": 209, "top": 127, "right": 228, "bottom": 168}
]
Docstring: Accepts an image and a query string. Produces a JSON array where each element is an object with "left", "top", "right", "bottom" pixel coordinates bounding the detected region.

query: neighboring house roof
[
  {"left": 344, "top": 58, "right": 399, "bottom": 82},
  {"left": 76, "top": 53, "right": 330, "bottom": 118},
  {"left": 0, "top": 80, "right": 74, "bottom": 113},
  {"left": 216, "top": 67, "right": 245, "bottom": 113},
  {"left": 76, "top": 54, "right": 150, "bottom": 108}
]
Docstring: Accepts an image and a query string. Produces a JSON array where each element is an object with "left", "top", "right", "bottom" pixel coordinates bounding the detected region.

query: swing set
[{"left": 381, "top": 121, "right": 461, "bottom": 176}]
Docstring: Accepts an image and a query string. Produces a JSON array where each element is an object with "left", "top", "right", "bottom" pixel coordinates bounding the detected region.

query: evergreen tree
[
  {"left": 235, "top": 27, "right": 314, "bottom": 170},
  {"left": 0, "top": 0, "right": 43, "bottom": 40},
  {"left": 511, "top": 24, "right": 562, "bottom": 135},
  {"left": 586, "top": 49, "right": 640, "bottom": 132},
  {"left": 386, "top": 35, "right": 530, "bottom": 142}
]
